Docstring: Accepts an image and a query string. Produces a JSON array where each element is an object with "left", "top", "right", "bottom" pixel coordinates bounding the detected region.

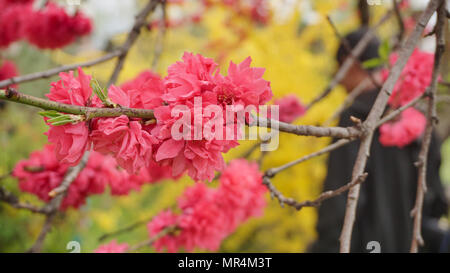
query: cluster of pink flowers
[
  {"left": 379, "top": 49, "right": 432, "bottom": 148},
  {"left": 272, "top": 95, "right": 306, "bottom": 123},
  {"left": 379, "top": 108, "right": 426, "bottom": 148},
  {"left": 146, "top": 159, "right": 267, "bottom": 252},
  {"left": 94, "top": 240, "right": 129, "bottom": 253},
  {"left": 383, "top": 49, "right": 434, "bottom": 108},
  {"left": 0, "top": 0, "right": 92, "bottom": 49},
  {"left": 13, "top": 144, "right": 172, "bottom": 210},
  {"left": 45, "top": 53, "right": 272, "bottom": 182},
  {"left": 0, "top": 60, "right": 18, "bottom": 88}
]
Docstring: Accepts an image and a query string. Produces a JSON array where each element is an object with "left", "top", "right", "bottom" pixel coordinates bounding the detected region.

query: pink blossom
[
  {"left": 213, "top": 56, "right": 272, "bottom": 108},
  {"left": 272, "top": 95, "right": 306, "bottom": 123},
  {"left": 0, "top": 3, "right": 30, "bottom": 48},
  {"left": 45, "top": 67, "right": 92, "bottom": 166},
  {"left": 147, "top": 210, "right": 180, "bottom": 253},
  {"left": 94, "top": 240, "right": 129, "bottom": 253},
  {"left": 47, "top": 67, "right": 92, "bottom": 106},
  {"left": 217, "top": 159, "right": 266, "bottom": 229},
  {"left": 91, "top": 115, "right": 159, "bottom": 174},
  {"left": 120, "top": 70, "right": 165, "bottom": 109},
  {"left": 163, "top": 52, "right": 218, "bottom": 103},
  {"left": 152, "top": 53, "right": 271, "bottom": 181},
  {"left": 24, "top": 2, "right": 92, "bottom": 49},
  {"left": 12, "top": 144, "right": 167, "bottom": 210},
  {"left": 384, "top": 49, "right": 434, "bottom": 108},
  {"left": 379, "top": 107, "right": 426, "bottom": 148},
  {"left": 90, "top": 84, "right": 160, "bottom": 174},
  {"left": 13, "top": 145, "right": 107, "bottom": 210},
  {"left": 147, "top": 159, "right": 267, "bottom": 252},
  {"left": 45, "top": 122, "right": 90, "bottom": 166},
  {"left": 0, "top": 60, "right": 19, "bottom": 88},
  {"left": 152, "top": 93, "right": 238, "bottom": 182}
]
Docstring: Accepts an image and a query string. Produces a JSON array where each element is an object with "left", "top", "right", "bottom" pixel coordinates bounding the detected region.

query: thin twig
[
  {"left": 151, "top": 0, "right": 167, "bottom": 71},
  {"left": 323, "top": 78, "right": 371, "bottom": 126},
  {"left": 0, "top": 88, "right": 155, "bottom": 120},
  {"left": 306, "top": 11, "right": 392, "bottom": 110},
  {"left": 339, "top": 0, "right": 441, "bottom": 253},
  {"left": 265, "top": 139, "right": 352, "bottom": 178},
  {"left": 410, "top": 1, "right": 446, "bottom": 253},
  {"left": 252, "top": 116, "right": 362, "bottom": 139},
  {"left": 376, "top": 94, "right": 425, "bottom": 127},
  {"left": 98, "top": 217, "right": 153, "bottom": 242},
  {"left": 108, "top": 0, "right": 160, "bottom": 85},
  {"left": 262, "top": 173, "right": 368, "bottom": 211},
  {"left": 0, "top": 50, "right": 122, "bottom": 89},
  {"left": 326, "top": 15, "right": 381, "bottom": 89},
  {"left": 28, "top": 152, "right": 90, "bottom": 253},
  {"left": 0, "top": 186, "right": 45, "bottom": 214},
  {"left": 126, "top": 226, "right": 176, "bottom": 253},
  {"left": 393, "top": 0, "right": 406, "bottom": 48}
]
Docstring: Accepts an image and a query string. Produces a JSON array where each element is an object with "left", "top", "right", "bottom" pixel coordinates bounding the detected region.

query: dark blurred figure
[{"left": 308, "top": 28, "right": 449, "bottom": 253}]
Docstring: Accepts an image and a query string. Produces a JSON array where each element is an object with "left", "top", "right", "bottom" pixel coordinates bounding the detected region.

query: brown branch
[
  {"left": 326, "top": 15, "right": 381, "bottom": 89},
  {"left": 262, "top": 173, "right": 368, "bottom": 211},
  {"left": 253, "top": 116, "right": 362, "bottom": 139},
  {"left": 108, "top": 0, "right": 160, "bottom": 85},
  {"left": 28, "top": 152, "right": 90, "bottom": 253},
  {"left": 323, "top": 78, "right": 371, "bottom": 126},
  {"left": 437, "top": 94, "right": 450, "bottom": 103},
  {"left": 27, "top": 213, "right": 56, "bottom": 253},
  {"left": 376, "top": 93, "right": 426, "bottom": 127},
  {"left": 0, "top": 186, "right": 45, "bottom": 214},
  {"left": 0, "top": 88, "right": 155, "bottom": 120},
  {"left": 306, "top": 11, "right": 392, "bottom": 110},
  {"left": 339, "top": 0, "right": 442, "bottom": 253},
  {"left": 265, "top": 139, "right": 352, "bottom": 178},
  {"left": 126, "top": 226, "right": 177, "bottom": 253},
  {"left": 0, "top": 50, "right": 122, "bottom": 89},
  {"left": 98, "top": 216, "right": 153, "bottom": 242},
  {"left": 151, "top": 0, "right": 167, "bottom": 71},
  {"left": 393, "top": 0, "right": 406, "bottom": 48},
  {"left": 410, "top": 1, "right": 446, "bottom": 253}
]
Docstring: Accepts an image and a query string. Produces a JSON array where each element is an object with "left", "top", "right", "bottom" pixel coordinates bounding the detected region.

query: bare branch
[
  {"left": 151, "top": 0, "right": 167, "bottom": 71},
  {"left": 339, "top": 0, "right": 442, "bottom": 253},
  {"left": 0, "top": 88, "right": 155, "bottom": 120},
  {"left": 410, "top": 1, "right": 446, "bottom": 253},
  {"left": 98, "top": 217, "right": 153, "bottom": 242},
  {"left": 306, "top": 11, "right": 392, "bottom": 110},
  {"left": 262, "top": 173, "right": 368, "bottom": 211},
  {"left": 252, "top": 116, "right": 362, "bottom": 139},
  {"left": 108, "top": 0, "right": 160, "bottom": 85},
  {"left": 0, "top": 50, "right": 122, "bottom": 89},
  {"left": 126, "top": 226, "right": 177, "bottom": 253},
  {"left": 323, "top": 78, "right": 371, "bottom": 126},
  {"left": 393, "top": 0, "right": 406, "bottom": 47},
  {"left": 376, "top": 93, "right": 426, "bottom": 127},
  {"left": 265, "top": 139, "right": 352, "bottom": 178},
  {"left": 28, "top": 152, "right": 90, "bottom": 253},
  {"left": 0, "top": 186, "right": 45, "bottom": 214},
  {"left": 326, "top": 15, "right": 381, "bottom": 89}
]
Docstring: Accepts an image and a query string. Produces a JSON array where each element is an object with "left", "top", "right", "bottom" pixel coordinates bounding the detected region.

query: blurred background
[{"left": 0, "top": 0, "right": 449, "bottom": 252}]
